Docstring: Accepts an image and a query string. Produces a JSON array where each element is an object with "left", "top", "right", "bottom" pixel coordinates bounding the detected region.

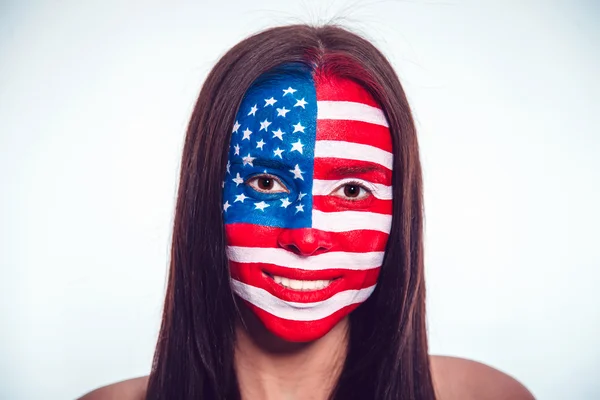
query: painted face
[{"left": 222, "top": 66, "right": 393, "bottom": 342}]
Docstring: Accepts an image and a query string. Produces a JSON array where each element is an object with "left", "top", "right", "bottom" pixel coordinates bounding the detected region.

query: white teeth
[
  {"left": 269, "top": 275, "right": 333, "bottom": 291},
  {"left": 290, "top": 279, "right": 302, "bottom": 290},
  {"left": 303, "top": 280, "right": 315, "bottom": 290}
]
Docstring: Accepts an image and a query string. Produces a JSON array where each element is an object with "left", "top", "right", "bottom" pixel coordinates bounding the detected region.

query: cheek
[
  {"left": 224, "top": 224, "right": 282, "bottom": 248},
  {"left": 312, "top": 195, "right": 374, "bottom": 212},
  {"left": 332, "top": 230, "right": 390, "bottom": 253}
]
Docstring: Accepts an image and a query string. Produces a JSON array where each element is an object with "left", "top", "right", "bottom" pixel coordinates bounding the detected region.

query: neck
[{"left": 234, "top": 307, "right": 349, "bottom": 400}]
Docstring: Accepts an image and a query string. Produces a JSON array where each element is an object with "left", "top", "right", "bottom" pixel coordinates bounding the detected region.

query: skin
[
  {"left": 233, "top": 306, "right": 349, "bottom": 400},
  {"left": 78, "top": 304, "right": 534, "bottom": 399},
  {"left": 78, "top": 332, "right": 536, "bottom": 400}
]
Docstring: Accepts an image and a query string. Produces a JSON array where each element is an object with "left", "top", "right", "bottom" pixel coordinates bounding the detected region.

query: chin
[{"left": 247, "top": 301, "right": 359, "bottom": 343}]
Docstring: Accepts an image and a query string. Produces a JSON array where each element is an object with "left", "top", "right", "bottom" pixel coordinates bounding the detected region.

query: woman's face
[{"left": 222, "top": 68, "right": 393, "bottom": 342}]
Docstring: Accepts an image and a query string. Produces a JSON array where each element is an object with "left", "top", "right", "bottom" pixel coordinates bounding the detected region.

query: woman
[{"left": 81, "top": 24, "right": 534, "bottom": 399}]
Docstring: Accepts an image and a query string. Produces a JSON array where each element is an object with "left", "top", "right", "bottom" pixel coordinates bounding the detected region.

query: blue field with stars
[{"left": 222, "top": 66, "right": 317, "bottom": 229}]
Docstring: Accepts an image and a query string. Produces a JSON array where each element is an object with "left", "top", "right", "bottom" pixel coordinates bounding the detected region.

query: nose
[{"left": 277, "top": 228, "right": 333, "bottom": 256}]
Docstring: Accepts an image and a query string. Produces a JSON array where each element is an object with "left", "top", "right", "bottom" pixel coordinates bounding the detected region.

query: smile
[{"left": 263, "top": 272, "right": 335, "bottom": 291}]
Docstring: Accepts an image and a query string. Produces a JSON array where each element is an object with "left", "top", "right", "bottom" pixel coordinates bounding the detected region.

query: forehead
[{"left": 228, "top": 66, "right": 392, "bottom": 168}]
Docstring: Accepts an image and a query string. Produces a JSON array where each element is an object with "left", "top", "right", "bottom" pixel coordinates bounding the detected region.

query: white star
[
  {"left": 222, "top": 181, "right": 225, "bottom": 188},
  {"left": 273, "top": 148, "right": 284, "bottom": 158},
  {"left": 232, "top": 173, "right": 244, "bottom": 186},
  {"left": 223, "top": 201, "right": 231, "bottom": 212},
  {"left": 259, "top": 119, "right": 272, "bottom": 131},
  {"left": 272, "top": 128, "right": 286, "bottom": 141},
  {"left": 234, "top": 193, "right": 248, "bottom": 203},
  {"left": 283, "top": 87, "right": 297, "bottom": 96},
  {"left": 242, "top": 128, "right": 252, "bottom": 140},
  {"left": 276, "top": 107, "right": 290, "bottom": 117},
  {"left": 256, "top": 139, "right": 265, "bottom": 150},
  {"left": 234, "top": 144, "right": 240, "bottom": 155},
  {"left": 290, "top": 139, "right": 304, "bottom": 154},
  {"left": 264, "top": 97, "right": 277, "bottom": 107},
  {"left": 298, "top": 192, "right": 307, "bottom": 201},
  {"left": 254, "top": 201, "right": 270, "bottom": 211},
  {"left": 295, "top": 204, "right": 304, "bottom": 214},
  {"left": 248, "top": 104, "right": 258, "bottom": 116},
  {"left": 232, "top": 120, "right": 241, "bottom": 133},
  {"left": 292, "top": 122, "right": 305, "bottom": 133},
  {"left": 289, "top": 164, "right": 304, "bottom": 180},
  {"left": 242, "top": 154, "right": 255, "bottom": 166},
  {"left": 226, "top": 161, "right": 230, "bottom": 174},
  {"left": 280, "top": 197, "right": 292, "bottom": 208},
  {"left": 294, "top": 98, "right": 308, "bottom": 108}
]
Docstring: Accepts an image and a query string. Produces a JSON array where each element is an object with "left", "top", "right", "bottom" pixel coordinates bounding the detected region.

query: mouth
[{"left": 262, "top": 271, "right": 338, "bottom": 292}]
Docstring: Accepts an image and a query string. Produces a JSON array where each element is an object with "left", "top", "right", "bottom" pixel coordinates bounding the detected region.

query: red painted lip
[
  {"left": 228, "top": 262, "right": 381, "bottom": 303},
  {"left": 261, "top": 271, "right": 346, "bottom": 303},
  {"left": 262, "top": 270, "right": 341, "bottom": 284},
  {"left": 260, "top": 263, "right": 343, "bottom": 281}
]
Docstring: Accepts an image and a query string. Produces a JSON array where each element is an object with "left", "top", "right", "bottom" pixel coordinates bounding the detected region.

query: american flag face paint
[{"left": 223, "top": 66, "right": 393, "bottom": 342}]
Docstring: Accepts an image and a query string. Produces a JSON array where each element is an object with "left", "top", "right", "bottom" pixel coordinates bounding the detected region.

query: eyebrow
[
  {"left": 329, "top": 164, "right": 389, "bottom": 176},
  {"left": 251, "top": 158, "right": 292, "bottom": 170}
]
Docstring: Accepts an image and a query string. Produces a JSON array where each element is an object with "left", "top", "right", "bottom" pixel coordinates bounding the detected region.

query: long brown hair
[{"left": 146, "top": 24, "right": 435, "bottom": 399}]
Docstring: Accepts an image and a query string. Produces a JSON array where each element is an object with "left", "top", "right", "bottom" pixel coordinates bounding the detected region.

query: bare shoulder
[
  {"left": 429, "top": 355, "right": 535, "bottom": 400},
  {"left": 77, "top": 376, "right": 149, "bottom": 400}
]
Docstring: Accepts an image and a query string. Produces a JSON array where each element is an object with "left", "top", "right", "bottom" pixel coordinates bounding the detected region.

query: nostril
[
  {"left": 284, "top": 244, "right": 302, "bottom": 255},
  {"left": 313, "top": 246, "right": 329, "bottom": 255},
  {"left": 283, "top": 243, "right": 330, "bottom": 256}
]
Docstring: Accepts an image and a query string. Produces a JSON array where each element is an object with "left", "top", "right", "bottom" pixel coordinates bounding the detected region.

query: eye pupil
[
  {"left": 344, "top": 185, "right": 359, "bottom": 197},
  {"left": 259, "top": 178, "right": 273, "bottom": 190}
]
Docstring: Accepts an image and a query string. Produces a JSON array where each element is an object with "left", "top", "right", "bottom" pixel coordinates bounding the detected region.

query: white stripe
[
  {"left": 227, "top": 246, "right": 384, "bottom": 271},
  {"left": 312, "top": 210, "right": 392, "bottom": 233},
  {"left": 317, "top": 101, "right": 389, "bottom": 127},
  {"left": 313, "top": 179, "right": 393, "bottom": 200},
  {"left": 314, "top": 141, "right": 393, "bottom": 171},
  {"left": 231, "top": 279, "right": 376, "bottom": 321}
]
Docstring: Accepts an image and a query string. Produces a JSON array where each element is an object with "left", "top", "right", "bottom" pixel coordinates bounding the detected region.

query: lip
[
  {"left": 261, "top": 264, "right": 343, "bottom": 281},
  {"left": 228, "top": 261, "right": 381, "bottom": 304},
  {"left": 262, "top": 270, "right": 340, "bottom": 289},
  {"left": 260, "top": 268, "right": 345, "bottom": 303}
]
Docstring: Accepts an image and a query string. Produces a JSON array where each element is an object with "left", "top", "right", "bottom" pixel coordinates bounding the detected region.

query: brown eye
[
  {"left": 258, "top": 177, "right": 273, "bottom": 190},
  {"left": 247, "top": 174, "right": 289, "bottom": 193},
  {"left": 344, "top": 185, "right": 360, "bottom": 198},
  {"left": 331, "top": 181, "right": 371, "bottom": 201}
]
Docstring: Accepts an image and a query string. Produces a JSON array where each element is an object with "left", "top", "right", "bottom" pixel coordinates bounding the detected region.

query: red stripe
[
  {"left": 315, "top": 74, "right": 381, "bottom": 108},
  {"left": 244, "top": 300, "right": 363, "bottom": 342},
  {"left": 312, "top": 196, "right": 392, "bottom": 215},
  {"left": 225, "top": 223, "right": 389, "bottom": 252},
  {"left": 230, "top": 261, "right": 379, "bottom": 303},
  {"left": 316, "top": 120, "right": 392, "bottom": 152},
  {"left": 313, "top": 158, "right": 392, "bottom": 185}
]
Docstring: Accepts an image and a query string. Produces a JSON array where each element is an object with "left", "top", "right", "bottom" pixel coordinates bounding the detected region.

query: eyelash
[
  {"left": 331, "top": 180, "right": 373, "bottom": 200},
  {"left": 245, "top": 174, "right": 373, "bottom": 200},
  {"left": 246, "top": 173, "right": 289, "bottom": 193}
]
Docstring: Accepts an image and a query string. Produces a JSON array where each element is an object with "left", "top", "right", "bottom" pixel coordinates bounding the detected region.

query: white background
[{"left": 1, "top": 1, "right": 598, "bottom": 399}]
